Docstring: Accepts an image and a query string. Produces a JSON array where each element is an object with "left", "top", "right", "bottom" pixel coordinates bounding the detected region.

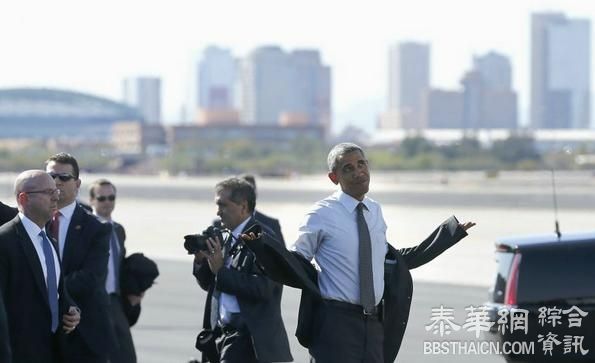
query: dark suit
[
  {"left": 59, "top": 204, "right": 114, "bottom": 363},
  {"left": 0, "top": 284, "right": 12, "bottom": 363},
  {"left": 254, "top": 210, "right": 284, "bottom": 246},
  {"left": 108, "top": 221, "right": 137, "bottom": 363},
  {"left": 194, "top": 218, "right": 292, "bottom": 363},
  {"left": 0, "top": 216, "right": 75, "bottom": 363},
  {"left": 245, "top": 215, "right": 468, "bottom": 363},
  {"left": 0, "top": 201, "right": 18, "bottom": 227}
]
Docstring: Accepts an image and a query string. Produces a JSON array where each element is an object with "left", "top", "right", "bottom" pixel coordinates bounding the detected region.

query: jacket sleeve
[
  {"left": 398, "top": 215, "right": 468, "bottom": 269},
  {"left": 64, "top": 219, "right": 110, "bottom": 299},
  {"left": 193, "top": 260, "right": 215, "bottom": 292},
  {"left": 215, "top": 249, "right": 277, "bottom": 301},
  {"left": 243, "top": 235, "right": 321, "bottom": 296},
  {"left": 120, "top": 296, "right": 141, "bottom": 327}
]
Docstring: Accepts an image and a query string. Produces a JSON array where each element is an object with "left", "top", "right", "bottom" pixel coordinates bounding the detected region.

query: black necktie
[{"left": 356, "top": 203, "right": 375, "bottom": 311}]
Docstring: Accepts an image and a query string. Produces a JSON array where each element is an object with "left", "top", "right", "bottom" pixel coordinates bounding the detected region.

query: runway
[{"left": 133, "top": 259, "right": 506, "bottom": 363}]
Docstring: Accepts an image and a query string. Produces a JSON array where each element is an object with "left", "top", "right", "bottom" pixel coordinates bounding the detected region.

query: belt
[{"left": 323, "top": 299, "right": 381, "bottom": 318}]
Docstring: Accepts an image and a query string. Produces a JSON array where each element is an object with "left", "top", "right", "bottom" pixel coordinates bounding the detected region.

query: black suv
[{"left": 485, "top": 232, "right": 595, "bottom": 362}]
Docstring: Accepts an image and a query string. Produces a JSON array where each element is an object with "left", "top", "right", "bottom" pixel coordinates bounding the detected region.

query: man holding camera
[{"left": 192, "top": 177, "right": 292, "bottom": 363}]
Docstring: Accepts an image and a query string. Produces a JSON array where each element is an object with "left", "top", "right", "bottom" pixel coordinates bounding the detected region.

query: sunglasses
[
  {"left": 48, "top": 172, "right": 76, "bottom": 182},
  {"left": 96, "top": 195, "right": 116, "bottom": 202}
]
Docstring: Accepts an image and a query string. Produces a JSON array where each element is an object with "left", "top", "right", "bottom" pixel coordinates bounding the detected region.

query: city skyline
[{"left": 2, "top": 0, "right": 595, "bottom": 132}]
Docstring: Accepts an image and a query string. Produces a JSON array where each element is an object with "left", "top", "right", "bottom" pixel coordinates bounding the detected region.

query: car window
[{"left": 517, "top": 241, "right": 595, "bottom": 304}]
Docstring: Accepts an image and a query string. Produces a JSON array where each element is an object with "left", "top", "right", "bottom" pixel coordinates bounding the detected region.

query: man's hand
[
  {"left": 127, "top": 292, "right": 145, "bottom": 306},
  {"left": 62, "top": 306, "right": 80, "bottom": 334},
  {"left": 460, "top": 221, "right": 476, "bottom": 231},
  {"left": 240, "top": 232, "right": 261, "bottom": 241},
  {"left": 197, "top": 236, "right": 224, "bottom": 274}
]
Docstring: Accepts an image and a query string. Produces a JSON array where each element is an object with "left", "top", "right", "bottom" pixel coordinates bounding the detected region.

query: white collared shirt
[
  {"left": 292, "top": 190, "right": 388, "bottom": 305},
  {"left": 19, "top": 213, "right": 61, "bottom": 287},
  {"left": 218, "top": 216, "right": 251, "bottom": 323},
  {"left": 56, "top": 201, "right": 76, "bottom": 258}
]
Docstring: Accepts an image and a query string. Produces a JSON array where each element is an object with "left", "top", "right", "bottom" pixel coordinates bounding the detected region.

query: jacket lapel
[
  {"left": 15, "top": 219, "right": 50, "bottom": 307},
  {"left": 62, "top": 205, "right": 84, "bottom": 269}
]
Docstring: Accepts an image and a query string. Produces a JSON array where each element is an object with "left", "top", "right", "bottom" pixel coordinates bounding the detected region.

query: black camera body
[{"left": 184, "top": 225, "right": 225, "bottom": 254}]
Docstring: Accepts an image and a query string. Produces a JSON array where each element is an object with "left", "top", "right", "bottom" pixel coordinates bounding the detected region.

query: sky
[{"left": 1, "top": 0, "right": 594, "bottom": 133}]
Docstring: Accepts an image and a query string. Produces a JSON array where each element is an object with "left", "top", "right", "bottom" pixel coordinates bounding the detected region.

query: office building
[
  {"left": 383, "top": 42, "right": 430, "bottom": 129},
  {"left": 122, "top": 76, "right": 162, "bottom": 124},
  {"left": 531, "top": 12, "right": 591, "bottom": 129},
  {"left": 241, "top": 46, "right": 331, "bottom": 130}
]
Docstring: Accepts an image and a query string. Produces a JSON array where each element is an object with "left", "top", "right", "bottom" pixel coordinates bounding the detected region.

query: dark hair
[
  {"left": 327, "top": 142, "right": 366, "bottom": 172},
  {"left": 239, "top": 173, "right": 256, "bottom": 192},
  {"left": 45, "top": 152, "right": 80, "bottom": 179},
  {"left": 89, "top": 179, "right": 116, "bottom": 199},
  {"left": 215, "top": 177, "right": 256, "bottom": 213}
]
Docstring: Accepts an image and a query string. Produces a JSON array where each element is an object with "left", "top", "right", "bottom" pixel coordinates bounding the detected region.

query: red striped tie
[{"left": 49, "top": 210, "right": 61, "bottom": 243}]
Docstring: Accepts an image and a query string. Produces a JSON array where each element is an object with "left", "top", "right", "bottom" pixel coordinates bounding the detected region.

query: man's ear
[{"left": 328, "top": 172, "right": 338, "bottom": 185}]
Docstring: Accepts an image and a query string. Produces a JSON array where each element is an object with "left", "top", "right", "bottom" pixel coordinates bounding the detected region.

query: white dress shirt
[
  {"left": 218, "top": 216, "right": 251, "bottom": 324},
  {"left": 55, "top": 201, "right": 76, "bottom": 258},
  {"left": 292, "top": 190, "right": 388, "bottom": 305}
]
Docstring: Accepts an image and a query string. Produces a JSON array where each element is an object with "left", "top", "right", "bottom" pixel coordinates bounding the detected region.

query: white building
[
  {"left": 122, "top": 77, "right": 162, "bottom": 124},
  {"left": 241, "top": 46, "right": 331, "bottom": 130},
  {"left": 383, "top": 42, "right": 430, "bottom": 129},
  {"left": 196, "top": 46, "right": 239, "bottom": 110},
  {"left": 531, "top": 12, "right": 591, "bottom": 129}
]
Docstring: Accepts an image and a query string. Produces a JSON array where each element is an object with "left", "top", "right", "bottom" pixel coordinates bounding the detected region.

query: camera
[{"left": 183, "top": 225, "right": 225, "bottom": 254}]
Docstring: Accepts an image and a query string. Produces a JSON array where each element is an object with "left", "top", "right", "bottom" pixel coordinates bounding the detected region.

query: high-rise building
[
  {"left": 461, "top": 52, "right": 517, "bottom": 129},
  {"left": 122, "top": 77, "right": 161, "bottom": 124},
  {"left": 197, "top": 46, "right": 238, "bottom": 110},
  {"left": 531, "top": 12, "right": 591, "bottom": 129},
  {"left": 473, "top": 51, "right": 512, "bottom": 91},
  {"left": 383, "top": 42, "right": 430, "bottom": 129},
  {"left": 241, "top": 46, "right": 331, "bottom": 129},
  {"left": 422, "top": 89, "right": 464, "bottom": 129}
]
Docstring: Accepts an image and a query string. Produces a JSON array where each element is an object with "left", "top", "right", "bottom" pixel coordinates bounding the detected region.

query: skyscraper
[
  {"left": 531, "top": 12, "right": 591, "bottom": 129},
  {"left": 241, "top": 46, "right": 331, "bottom": 129},
  {"left": 383, "top": 42, "right": 430, "bottom": 129},
  {"left": 461, "top": 52, "right": 517, "bottom": 129},
  {"left": 122, "top": 77, "right": 161, "bottom": 124},
  {"left": 197, "top": 46, "right": 238, "bottom": 110}
]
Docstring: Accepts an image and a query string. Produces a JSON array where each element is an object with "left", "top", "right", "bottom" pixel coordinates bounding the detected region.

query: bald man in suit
[{"left": 0, "top": 170, "right": 80, "bottom": 363}]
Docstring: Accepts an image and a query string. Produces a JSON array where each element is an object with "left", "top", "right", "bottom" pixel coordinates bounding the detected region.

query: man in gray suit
[{"left": 193, "top": 177, "right": 292, "bottom": 363}]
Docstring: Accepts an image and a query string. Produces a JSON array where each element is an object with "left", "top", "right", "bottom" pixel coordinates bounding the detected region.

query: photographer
[{"left": 191, "top": 178, "right": 292, "bottom": 363}]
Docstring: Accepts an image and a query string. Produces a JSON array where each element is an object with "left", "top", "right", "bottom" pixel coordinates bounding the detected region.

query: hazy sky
[{"left": 1, "top": 0, "right": 593, "bottom": 132}]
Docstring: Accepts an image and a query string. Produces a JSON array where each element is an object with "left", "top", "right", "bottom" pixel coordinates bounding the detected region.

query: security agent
[{"left": 192, "top": 177, "right": 292, "bottom": 363}]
